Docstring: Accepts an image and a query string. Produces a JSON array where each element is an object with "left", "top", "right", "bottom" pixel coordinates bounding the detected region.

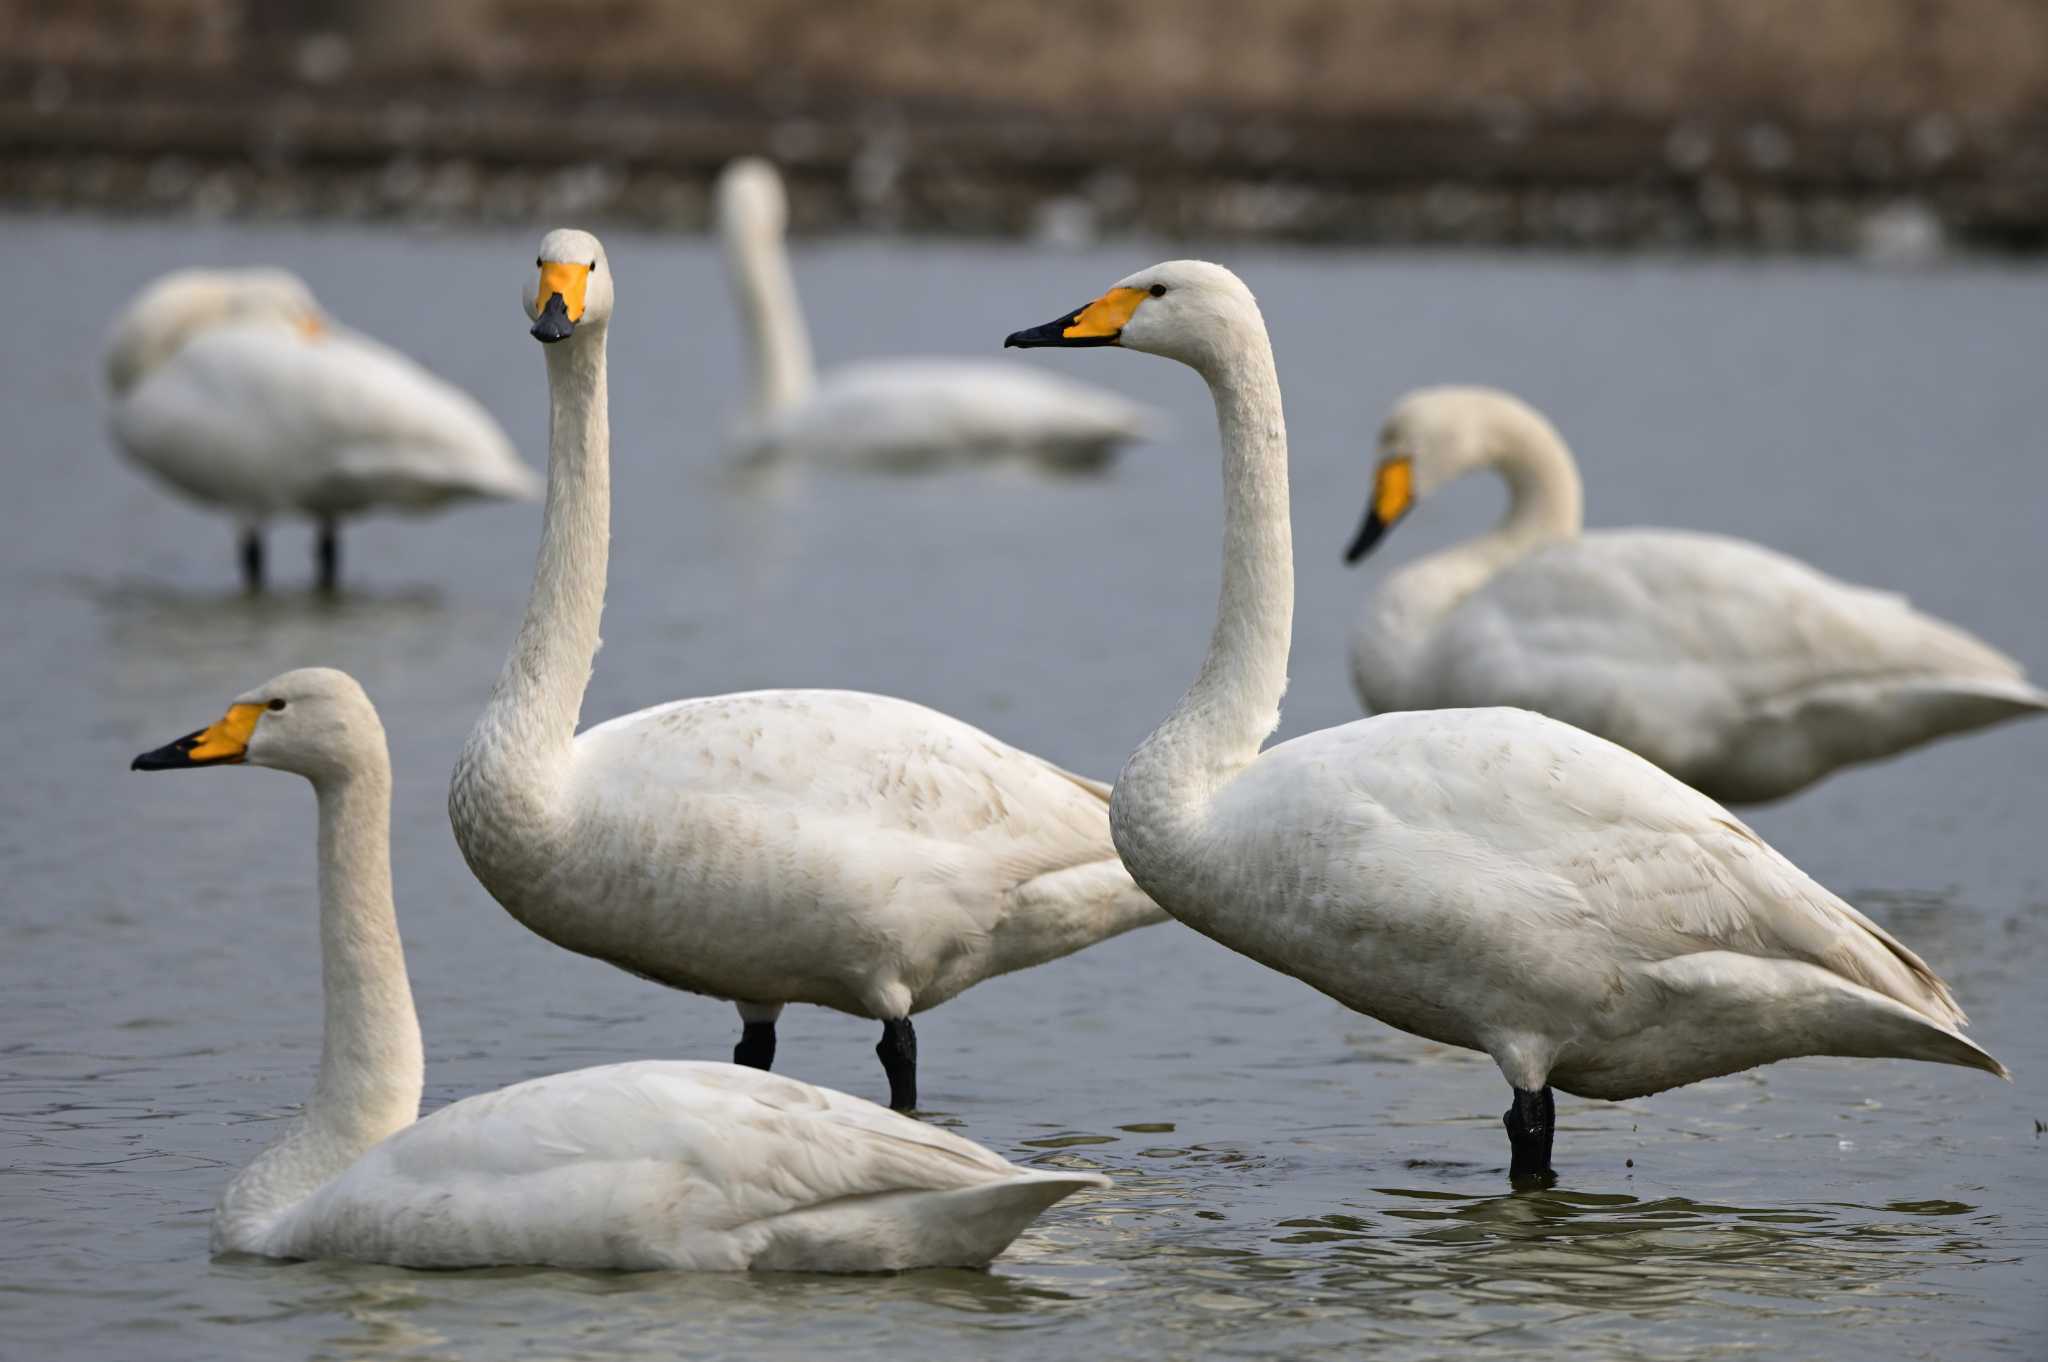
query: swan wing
[
  {"left": 1198, "top": 709, "right": 1982, "bottom": 1079},
  {"left": 266, "top": 1061, "right": 1099, "bottom": 1270},
  {"left": 111, "top": 322, "right": 539, "bottom": 515},
  {"left": 1419, "top": 529, "right": 2043, "bottom": 793}
]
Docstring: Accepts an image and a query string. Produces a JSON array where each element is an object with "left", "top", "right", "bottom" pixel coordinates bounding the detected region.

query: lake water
[{"left": 3, "top": 217, "right": 2045, "bottom": 1360}]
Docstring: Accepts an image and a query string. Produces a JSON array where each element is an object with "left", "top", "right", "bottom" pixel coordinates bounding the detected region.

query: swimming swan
[
  {"left": 1007, "top": 262, "right": 2007, "bottom": 1183},
  {"left": 449, "top": 229, "right": 1163, "bottom": 1112},
  {"left": 1342, "top": 385, "right": 2048, "bottom": 803},
  {"left": 130, "top": 667, "right": 1107, "bottom": 1271},
  {"left": 717, "top": 158, "right": 1157, "bottom": 473},
  {"left": 106, "top": 267, "right": 540, "bottom": 592}
]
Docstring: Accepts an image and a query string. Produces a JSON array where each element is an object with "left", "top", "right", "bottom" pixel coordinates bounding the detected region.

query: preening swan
[
  {"left": 130, "top": 667, "right": 1106, "bottom": 1271},
  {"left": 717, "top": 158, "right": 1157, "bottom": 473},
  {"left": 106, "top": 267, "right": 540, "bottom": 591},
  {"left": 1343, "top": 385, "right": 2048, "bottom": 803},
  {"left": 1008, "top": 262, "right": 2006, "bottom": 1183},
  {"left": 450, "top": 229, "right": 1163, "bottom": 1112}
]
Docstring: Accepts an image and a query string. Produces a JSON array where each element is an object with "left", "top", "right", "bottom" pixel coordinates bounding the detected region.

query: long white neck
[
  {"left": 724, "top": 215, "right": 815, "bottom": 422},
  {"left": 451, "top": 331, "right": 609, "bottom": 854},
  {"left": 215, "top": 756, "right": 422, "bottom": 1245},
  {"left": 1374, "top": 404, "right": 1584, "bottom": 646},
  {"left": 1113, "top": 314, "right": 1293, "bottom": 857}
]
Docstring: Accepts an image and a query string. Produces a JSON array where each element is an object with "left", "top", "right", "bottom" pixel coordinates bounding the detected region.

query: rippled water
[{"left": 3, "top": 217, "right": 2045, "bottom": 1360}]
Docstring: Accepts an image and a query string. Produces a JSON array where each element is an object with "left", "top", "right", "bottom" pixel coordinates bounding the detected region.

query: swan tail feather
[{"left": 748, "top": 1170, "right": 1108, "bottom": 1271}]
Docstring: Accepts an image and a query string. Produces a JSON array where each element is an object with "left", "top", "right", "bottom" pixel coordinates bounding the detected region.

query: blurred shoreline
[{"left": 10, "top": 0, "right": 2048, "bottom": 255}]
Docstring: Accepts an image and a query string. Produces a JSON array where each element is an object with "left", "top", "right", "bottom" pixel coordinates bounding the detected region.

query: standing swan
[
  {"left": 130, "top": 668, "right": 1107, "bottom": 1271},
  {"left": 1343, "top": 386, "right": 2048, "bottom": 803},
  {"left": 106, "top": 268, "right": 540, "bottom": 592},
  {"left": 717, "top": 158, "right": 1158, "bottom": 473},
  {"left": 450, "top": 230, "right": 1163, "bottom": 1111},
  {"left": 1007, "top": 262, "right": 2006, "bottom": 1183}
]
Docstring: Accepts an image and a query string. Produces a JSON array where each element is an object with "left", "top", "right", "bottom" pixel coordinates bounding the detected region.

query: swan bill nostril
[{"left": 531, "top": 293, "right": 575, "bottom": 344}]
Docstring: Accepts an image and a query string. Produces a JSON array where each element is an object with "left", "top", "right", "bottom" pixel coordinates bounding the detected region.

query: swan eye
[
  {"left": 534, "top": 257, "right": 543, "bottom": 268},
  {"left": 267, "top": 698, "right": 286, "bottom": 712},
  {"left": 589, "top": 259, "right": 600, "bottom": 272},
  {"left": 1149, "top": 284, "right": 1166, "bottom": 297}
]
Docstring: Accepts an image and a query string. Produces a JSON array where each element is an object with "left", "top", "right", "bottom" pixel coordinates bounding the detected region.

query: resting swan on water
[
  {"left": 130, "top": 668, "right": 1106, "bottom": 1271},
  {"left": 449, "top": 230, "right": 1164, "bottom": 1113},
  {"left": 1008, "top": 262, "right": 2006, "bottom": 1183},
  {"left": 1343, "top": 386, "right": 2048, "bottom": 803},
  {"left": 105, "top": 268, "right": 540, "bottom": 592},
  {"left": 716, "top": 158, "right": 1158, "bottom": 473}
]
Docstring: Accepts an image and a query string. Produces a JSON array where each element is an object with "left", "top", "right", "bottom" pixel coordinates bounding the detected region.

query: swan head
[
  {"left": 131, "top": 667, "right": 384, "bottom": 785},
  {"left": 105, "top": 267, "right": 327, "bottom": 395},
  {"left": 1004, "top": 260, "right": 1263, "bottom": 373},
  {"left": 1343, "top": 386, "right": 1567, "bottom": 563},
  {"left": 714, "top": 157, "right": 788, "bottom": 243},
  {"left": 525, "top": 229, "right": 614, "bottom": 344}
]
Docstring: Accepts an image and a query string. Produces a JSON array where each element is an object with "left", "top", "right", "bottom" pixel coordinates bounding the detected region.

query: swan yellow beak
[
  {"left": 131, "top": 703, "right": 263, "bottom": 771},
  {"left": 1343, "top": 456, "right": 1414, "bottom": 564},
  {"left": 532, "top": 261, "right": 590, "bottom": 343},
  {"left": 1004, "top": 286, "right": 1149, "bottom": 348}
]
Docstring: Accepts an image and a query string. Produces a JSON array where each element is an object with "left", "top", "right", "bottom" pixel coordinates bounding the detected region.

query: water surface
[{"left": 3, "top": 218, "right": 2045, "bottom": 1360}]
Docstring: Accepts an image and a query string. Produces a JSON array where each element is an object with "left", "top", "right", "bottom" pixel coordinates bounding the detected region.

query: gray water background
[{"left": 2, "top": 217, "right": 2045, "bottom": 1360}]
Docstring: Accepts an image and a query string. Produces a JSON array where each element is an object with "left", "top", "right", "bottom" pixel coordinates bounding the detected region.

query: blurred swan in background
[
  {"left": 1008, "top": 262, "right": 2005, "bottom": 1185},
  {"left": 1344, "top": 385, "right": 2048, "bottom": 803},
  {"left": 450, "top": 230, "right": 1163, "bottom": 1113},
  {"left": 131, "top": 667, "right": 1105, "bottom": 1271},
  {"left": 105, "top": 267, "right": 540, "bottom": 592},
  {"left": 716, "top": 157, "right": 1158, "bottom": 473}
]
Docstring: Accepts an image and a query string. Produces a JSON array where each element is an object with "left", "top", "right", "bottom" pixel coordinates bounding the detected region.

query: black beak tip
[
  {"left": 1002, "top": 332, "right": 1023, "bottom": 349},
  {"left": 1343, "top": 513, "right": 1389, "bottom": 566},
  {"left": 530, "top": 293, "right": 574, "bottom": 344}
]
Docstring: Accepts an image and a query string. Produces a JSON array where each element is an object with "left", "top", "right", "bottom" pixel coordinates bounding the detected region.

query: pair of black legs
[
  {"left": 238, "top": 520, "right": 340, "bottom": 594},
  {"left": 733, "top": 1015, "right": 920, "bottom": 1113}
]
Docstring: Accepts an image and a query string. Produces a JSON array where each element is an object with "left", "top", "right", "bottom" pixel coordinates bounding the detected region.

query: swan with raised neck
[
  {"left": 451, "top": 229, "right": 1163, "bottom": 1113},
  {"left": 132, "top": 666, "right": 1107, "bottom": 1270},
  {"left": 1008, "top": 262, "right": 2006, "bottom": 1184},
  {"left": 713, "top": 156, "right": 1159, "bottom": 473}
]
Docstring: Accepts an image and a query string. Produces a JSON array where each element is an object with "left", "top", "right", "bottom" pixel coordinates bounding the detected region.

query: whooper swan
[
  {"left": 131, "top": 667, "right": 1106, "bottom": 1271},
  {"left": 1342, "top": 385, "right": 2047, "bottom": 803},
  {"left": 717, "top": 158, "right": 1157, "bottom": 473},
  {"left": 106, "top": 267, "right": 540, "bottom": 592},
  {"left": 1008, "top": 262, "right": 2006, "bottom": 1184},
  {"left": 449, "top": 229, "right": 1163, "bottom": 1112}
]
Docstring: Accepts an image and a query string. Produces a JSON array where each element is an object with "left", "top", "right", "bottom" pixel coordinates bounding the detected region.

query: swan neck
[
  {"left": 215, "top": 756, "right": 421, "bottom": 1243},
  {"left": 307, "top": 760, "right": 423, "bottom": 1132},
  {"left": 725, "top": 214, "right": 815, "bottom": 420},
  {"left": 1485, "top": 413, "right": 1583, "bottom": 556},
  {"left": 1122, "top": 327, "right": 1293, "bottom": 811},
  {"left": 465, "top": 334, "right": 609, "bottom": 792}
]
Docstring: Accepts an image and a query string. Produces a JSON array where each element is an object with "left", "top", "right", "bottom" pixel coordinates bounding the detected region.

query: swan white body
[
  {"left": 106, "top": 268, "right": 540, "bottom": 588},
  {"left": 717, "top": 158, "right": 1157, "bottom": 472},
  {"left": 1345, "top": 387, "right": 2047, "bottom": 803},
  {"left": 450, "top": 231, "right": 1163, "bottom": 1110},
  {"left": 131, "top": 668, "right": 1105, "bottom": 1272},
  {"left": 1008, "top": 263, "right": 2005, "bottom": 1179}
]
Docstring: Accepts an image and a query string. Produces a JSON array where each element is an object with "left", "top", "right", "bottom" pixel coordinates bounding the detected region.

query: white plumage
[
  {"left": 105, "top": 267, "right": 540, "bottom": 589},
  {"left": 131, "top": 667, "right": 1105, "bottom": 1272},
  {"left": 1007, "top": 261, "right": 2005, "bottom": 1183},
  {"left": 1345, "top": 386, "right": 2046, "bottom": 802},
  {"left": 450, "top": 230, "right": 1163, "bottom": 1112},
  {"left": 716, "top": 158, "right": 1158, "bottom": 473}
]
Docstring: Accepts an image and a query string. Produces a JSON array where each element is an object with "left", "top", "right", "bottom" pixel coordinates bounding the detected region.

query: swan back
[{"left": 105, "top": 267, "right": 324, "bottom": 395}]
